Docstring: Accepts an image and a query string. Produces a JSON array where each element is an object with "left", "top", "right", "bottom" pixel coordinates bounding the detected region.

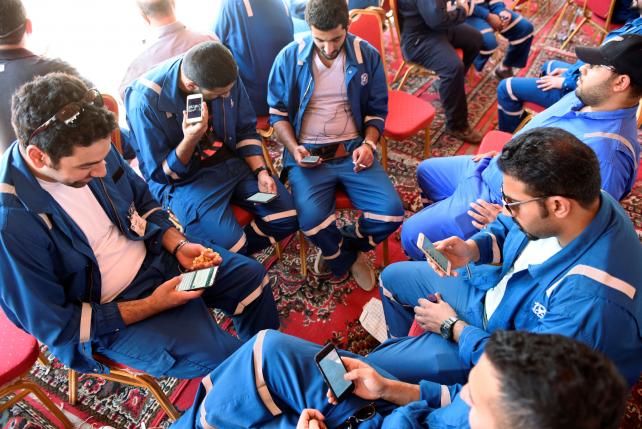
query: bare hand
[
  {"left": 176, "top": 243, "right": 222, "bottom": 270},
  {"left": 182, "top": 102, "right": 209, "bottom": 143},
  {"left": 414, "top": 293, "right": 457, "bottom": 333},
  {"left": 352, "top": 145, "right": 374, "bottom": 173},
  {"left": 431, "top": 237, "right": 476, "bottom": 276},
  {"left": 487, "top": 14, "right": 503, "bottom": 31},
  {"left": 257, "top": 170, "right": 277, "bottom": 194},
  {"left": 536, "top": 75, "right": 564, "bottom": 91},
  {"left": 326, "top": 357, "right": 388, "bottom": 405},
  {"left": 293, "top": 146, "right": 321, "bottom": 168},
  {"left": 467, "top": 199, "right": 502, "bottom": 229},
  {"left": 471, "top": 150, "right": 498, "bottom": 162},
  {"left": 296, "top": 409, "right": 327, "bottom": 429},
  {"left": 548, "top": 67, "right": 568, "bottom": 76},
  {"left": 148, "top": 276, "right": 204, "bottom": 313}
]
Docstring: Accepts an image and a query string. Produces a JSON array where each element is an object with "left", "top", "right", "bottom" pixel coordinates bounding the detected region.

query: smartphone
[
  {"left": 301, "top": 155, "right": 320, "bottom": 164},
  {"left": 246, "top": 192, "right": 277, "bottom": 204},
  {"left": 416, "top": 233, "right": 452, "bottom": 276},
  {"left": 176, "top": 266, "right": 218, "bottom": 292},
  {"left": 315, "top": 343, "right": 354, "bottom": 402},
  {"left": 186, "top": 94, "right": 203, "bottom": 124}
]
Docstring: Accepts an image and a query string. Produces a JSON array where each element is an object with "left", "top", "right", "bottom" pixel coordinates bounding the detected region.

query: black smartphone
[
  {"left": 246, "top": 192, "right": 277, "bottom": 204},
  {"left": 176, "top": 266, "right": 218, "bottom": 291},
  {"left": 186, "top": 94, "right": 203, "bottom": 124},
  {"left": 301, "top": 155, "right": 320, "bottom": 164},
  {"left": 315, "top": 343, "right": 355, "bottom": 402}
]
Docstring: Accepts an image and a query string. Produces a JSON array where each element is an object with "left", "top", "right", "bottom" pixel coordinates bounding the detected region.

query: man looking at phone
[
  {"left": 170, "top": 330, "right": 628, "bottom": 429},
  {"left": 368, "top": 127, "right": 642, "bottom": 388},
  {"left": 125, "top": 41, "right": 298, "bottom": 255},
  {"left": 0, "top": 73, "right": 279, "bottom": 379},
  {"left": 268, "top": 0, "right": 404, "bottom": 290}
]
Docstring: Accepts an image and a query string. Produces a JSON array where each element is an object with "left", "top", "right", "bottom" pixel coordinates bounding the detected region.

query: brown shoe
[
  {"left": 445, "top": 126, "right": 483, "bottom": 144},
  {"left": 494, "top": 66, "right": 514, "bottom": 80},
  {"left": 349, "top": 252, "right": 376, "bottom": 291}
]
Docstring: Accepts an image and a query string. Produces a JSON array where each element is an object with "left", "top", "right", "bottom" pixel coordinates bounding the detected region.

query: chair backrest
[
  {"left": 586, "top": 0, "right": 615, "bottom": 21},
  {"left": 349, "top": 9, "right": 391, "bottom": 89},
  {"left": 101, "top": 93, "right": 123, "bottom": 155}
]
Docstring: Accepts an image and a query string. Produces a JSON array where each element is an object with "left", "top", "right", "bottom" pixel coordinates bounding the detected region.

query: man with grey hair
[
  {"left": 125, "top": 41, "right": 298, "bottom": 256},
  {"left": 118, "top": 0, "right": 218, "bottom": 99}
]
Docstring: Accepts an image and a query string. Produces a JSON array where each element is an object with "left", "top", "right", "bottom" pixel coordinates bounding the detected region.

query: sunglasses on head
[{"left": 27, "top": 88, "right": 103, "bottom": 146}]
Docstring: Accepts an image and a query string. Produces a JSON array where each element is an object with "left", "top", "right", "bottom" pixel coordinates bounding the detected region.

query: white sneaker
[{"left": 350, "top": 252, "right": 375, "bottom": 291}]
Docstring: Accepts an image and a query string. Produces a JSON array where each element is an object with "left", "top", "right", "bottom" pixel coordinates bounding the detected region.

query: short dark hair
[
  {"left": 182, "top": 41, "right": 238, "bottom": 90},
  {"left": 0, "top": 0, "right": 27, "bottom": 45},
  {"left": 498, "top": 127, "right": 601, "bottom": 208},
  {"left": 136, "top": 0, "right": 173, "bottom": 19},
  {"left": 11, "top": 73, "right": 116, "bottom": 165},
  {"left": 305, "top": 0, "right": 349, "bottom": 31},
  {"left": 485, "top": 331, "right": 628, "bottom": 429}
]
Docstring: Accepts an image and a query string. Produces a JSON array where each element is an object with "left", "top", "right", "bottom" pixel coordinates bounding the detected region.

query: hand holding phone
[
  {"left": 186, "top": 94, "right": 204, "bottom": 124},
  {"left": 301, "top": 155, "right": 320, "bottom": 165},
  {"left": 417, "top": 233, "right": 452, "bottom": 276},
  {"left": 176, "top": 266, "right": 219, "bottom": 291},
  {"left": 246, "top": 192, "right": 277, "bottom": 204},
  {"left": 315, "top": 343, "right": 354, "bottom": 403}
]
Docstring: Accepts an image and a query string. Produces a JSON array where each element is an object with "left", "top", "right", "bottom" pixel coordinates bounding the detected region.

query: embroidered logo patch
[
  {"left": 531, "top": 301, "right": 547, "bottom": 319},
  {"left": 360, "top": 73, "right": 368, "bottom": 86}
]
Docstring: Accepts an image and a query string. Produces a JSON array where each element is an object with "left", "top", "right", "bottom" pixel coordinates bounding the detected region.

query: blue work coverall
[
  {"left": 214, "top": 0, "right": 294, "bottom": 117},
  {"left": 464, "top": 0, "right": 533, "bottom": 71},
  {"left": 0, "top": 143, "right": 279, "bottom": 378},
  {"left": 496, "top": 16, "right": 642, "bottom": 132},
  {"left": 370, "top": 192, "right": 642, "bottom": 387},
  {"left": 401, "top": 94, "right": 640, "bottom": 256},
  {"left": 171, "top": 329, "right": 471, "bottom": 429},
  {"left": 268, "top": 34, "right": 404, "bottom": 276},
  {"left": 125, "top": 57, "right": 298, "bottom": 255}
]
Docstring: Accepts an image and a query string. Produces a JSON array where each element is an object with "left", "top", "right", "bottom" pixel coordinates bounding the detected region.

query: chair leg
[
  {"left": 67, "top": 368, "right": 77, "bottom": 406},
  {"left": 275, "top": 241, "right": 283, "bottom": 259},
  {"left": 423, "top": 126, "right": 431, "bottom": 159},
  {"left": 37, "top": 351, "right": 50, "bottom": 367},
  {"left": 380, "top": 137, "right": 388, "bottom": 172},
  {"left": 382, "top": 238, "right": 390, "bottom": 267},
  {"left": 560, "top": 16, "right": 587, "bottom": 50},
  {"left": 298, "top": 231, "right": 307, "bottom": 278},
  {"left": 1, "top": 379, "right": 74, "bottom": 429},
  {"left": 134, "top": 374, "right": 181, "bottom": 421}
]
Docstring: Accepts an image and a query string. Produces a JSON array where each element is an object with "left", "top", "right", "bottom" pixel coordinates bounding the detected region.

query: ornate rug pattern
[{"left": 4, "top": 3, "right": 642, "bottom": 428}]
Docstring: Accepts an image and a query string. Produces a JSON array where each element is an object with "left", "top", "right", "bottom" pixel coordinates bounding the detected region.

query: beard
[
  {"left": 575, "top": 77, "right": 613, "bottom": 106},
  {"left": 513, "top": 217, "right": 541, "bottom": 241}
]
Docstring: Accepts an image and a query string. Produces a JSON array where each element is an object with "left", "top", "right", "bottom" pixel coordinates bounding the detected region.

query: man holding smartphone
[
  {"left": 125, "top": 41, "right": 298, "bottom": 256},
  {"left": 268, "top": 0, "right": 404, "bottom": 290}
]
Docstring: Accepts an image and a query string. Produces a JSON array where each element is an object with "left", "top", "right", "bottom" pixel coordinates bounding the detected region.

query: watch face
[{"left": 440, "top": 319, "right": 451, "bottom": 339}]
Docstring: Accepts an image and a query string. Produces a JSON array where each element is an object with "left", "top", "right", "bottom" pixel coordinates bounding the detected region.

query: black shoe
[{"left": 494, "top": 66, "right": 514, "bottom": 80}]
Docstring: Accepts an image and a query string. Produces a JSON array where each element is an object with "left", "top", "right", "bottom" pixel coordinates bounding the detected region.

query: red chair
[
  {"left": 478, "top": 130, "right": 513, "bottom": 154},
  {"left": 555, "top": 0, "right": 620, "bottom": 50},
  {"left": 101, "top": 93, "right": 123, "bottom": 155},
  {"left": 298, "top": 188, "right": 390, "bottom": 277},
  {"left": 0, "top": 309, "right": 73, "bottom": 429},
  {"left": 350, "top": 9, "right": 436, "bottom": 163}
]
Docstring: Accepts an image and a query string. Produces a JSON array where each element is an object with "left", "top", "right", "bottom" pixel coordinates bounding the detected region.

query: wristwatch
[
  {"left": 253, "top": 166, "right": 269, "bottom": 177},
  {"left": 440, "top": 316, "right": 460, "bottom": 341}
]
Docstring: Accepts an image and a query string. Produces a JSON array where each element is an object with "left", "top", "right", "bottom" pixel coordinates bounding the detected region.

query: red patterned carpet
[{"left": 3, "top": 2, "right": 642, "bottom": 428}]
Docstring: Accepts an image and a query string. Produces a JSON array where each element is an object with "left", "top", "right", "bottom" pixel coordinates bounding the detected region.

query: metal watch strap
[{"left": 362, "top": 140, "right": 377, "bottom": 152}]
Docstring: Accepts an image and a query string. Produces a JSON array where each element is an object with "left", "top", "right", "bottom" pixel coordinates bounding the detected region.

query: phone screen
[
  {"left": 417, "top": 233, "right": 451, "bottom": 274},
  {"left": 301, "top": 155, "right": 320, "bottom": 164},
  {"left": 186, "top": 96, "right": 202, "bottom": 121},
  {"left": 176, "top": 266, "right": 218, "bottom": 291},
  {"left": 247, "top": 192, "right": 277, "bottom": 204},
  {"left": 317, "top": 347, "right": 353, "bottom": 399}
]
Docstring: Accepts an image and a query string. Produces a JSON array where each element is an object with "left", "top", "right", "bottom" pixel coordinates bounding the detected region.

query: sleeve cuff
[
  {"left": 419, "top": 380, "right": 445, "bottom": 408},
  {"left": 164, "top": 149, "right": 192, "bottom": 179},
  {"left": 458, "top": 324, "right": 490, "bottom": 366},
  {"left": 92, "top": 301, "right": 126, "bottom": 337}
]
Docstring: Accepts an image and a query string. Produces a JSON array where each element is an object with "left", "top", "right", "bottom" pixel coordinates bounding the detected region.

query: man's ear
[
  {"left": 25, "top": 145, "right": 48, "bottom": 168},
  {"left": 548, "top": 196, "right": 572, "bottom": 219},
  {"left": 24, "top": 18, "right": 32, "bottom": 35},
  {"left": 183, "top": 79, "right": 199, "bottom": 93},
  {"left": 612, "top": 74, "right": 632, "bottom": 94}
]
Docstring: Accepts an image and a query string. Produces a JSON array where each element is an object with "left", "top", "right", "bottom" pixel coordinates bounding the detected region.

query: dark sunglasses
[
  {"left": 343, "top": 402, "right": 376, "bottom": 429},
  {"left": 501, "top": 187, "right": 549, "bottom": 215},
  {"left": 27, "top": 89, "right": 103, "bottom": 145}
]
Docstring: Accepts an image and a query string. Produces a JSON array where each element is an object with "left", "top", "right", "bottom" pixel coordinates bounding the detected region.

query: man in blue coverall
[
  {"left": 368, "top": 127, "right": 642, "bottom": 388},
  {"left": 214, "top": 0, "right": 294, "bottom": 117},
  {"left": 171, "top": 330, "right": 628, "bottom": 429},
  {"left": 269, "top": 0, "right": 404, "bottom": 290},
  {"left": 125, "top": 41, "right": 298, "bottom": 255},
  {"left": 0, "top": 73, "right": 279, "bottom": 378},
  {"left": 464, "top": 0, "right": 534, "bottom": 78},
  {"left": 496, "top": 11, "right": 642, "bottom": 132},
  {"left": 401, "top": 34, "right": 642, "bottom": 254}
]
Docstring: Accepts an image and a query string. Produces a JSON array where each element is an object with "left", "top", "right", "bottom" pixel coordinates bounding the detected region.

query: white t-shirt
[
  {"left": 484, "top": 237, "right": 562, "bottom": 322},
  {"left": 299, "top": 50, "right": 360, "bottom": 145},
  {"left": 38, "top": 179, "right": 146, "bottom": 303}
]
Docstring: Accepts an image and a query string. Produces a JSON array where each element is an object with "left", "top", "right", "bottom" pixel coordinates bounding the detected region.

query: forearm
[
  {"left": 117, "top": 296, "right": 161, "bottom": 325},
  {"left": 161, "top": 227, "right": 187, "bottom": 255},
  {"left": 380, "top": 379, "right": 421, "bottom": 406},
  {"left": 274, "top": 121, "right": 300, "bottom": 155},
  {"left": 244, "top": 154, "right": 268, "bottom": 171},
  {"left": 363, "top": 126, "right": 380, "bottom": 145},
  {"left": 464, "top": 239, "right": 480, "bottom": 263},
  {"left": 452, "top": 320, "right": 468, "bottom": 343},
  {"left": 174, "top": 135, "right": 200, "bottom": 165}
]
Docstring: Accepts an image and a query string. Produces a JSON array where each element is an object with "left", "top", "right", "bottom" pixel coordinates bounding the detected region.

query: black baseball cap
[{"left": 575, "top": 34, "right": 642, "bottom": 87}]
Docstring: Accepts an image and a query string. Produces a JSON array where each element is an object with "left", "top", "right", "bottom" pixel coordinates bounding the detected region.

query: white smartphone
[
  {"left": 417, "top": 233, "right": 452, "bottom": 275},
  {"left": 246, "top": 192, "right": 277, "bottom": 204},
  {"left": 186, "top": 94, "right": 203, "bottom": 124}
]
